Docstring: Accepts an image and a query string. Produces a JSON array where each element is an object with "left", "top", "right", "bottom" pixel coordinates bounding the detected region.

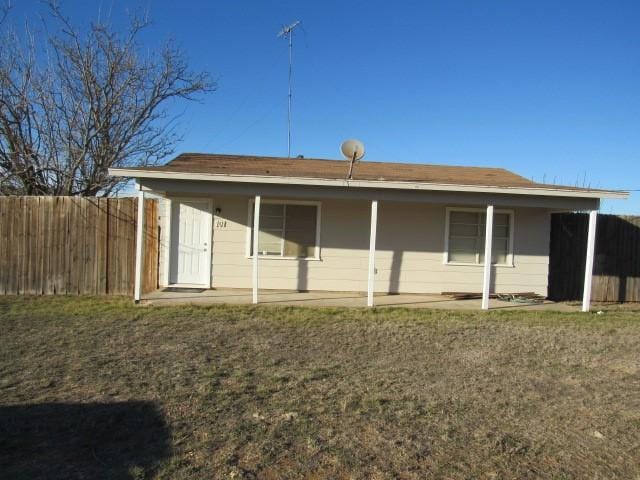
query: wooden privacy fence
[
  {"left": 0, "top": 196, "right": 159, "bottom": 296},
  {"left": 548, "top": 213, "right": 640, "bottom": 302}
]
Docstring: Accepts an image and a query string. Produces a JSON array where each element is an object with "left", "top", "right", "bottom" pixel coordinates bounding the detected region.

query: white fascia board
[{"left": 108, "top": 168, "right": 629, "bottom": 200}]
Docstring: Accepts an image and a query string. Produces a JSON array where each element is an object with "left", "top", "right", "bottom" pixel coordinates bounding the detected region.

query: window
[
  {"left": 248, "top": 201, "right": 320, "bottom": 259},
  {"left": 445, "top": 209, "right": 513, "bottom": 265}
]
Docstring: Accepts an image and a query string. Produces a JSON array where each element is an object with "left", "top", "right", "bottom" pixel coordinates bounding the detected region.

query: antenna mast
[{"left": 277, "top": 20, "right": 301, "bottom": 158}]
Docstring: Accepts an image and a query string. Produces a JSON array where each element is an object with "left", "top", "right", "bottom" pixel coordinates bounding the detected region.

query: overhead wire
[
  {"left": 202, "top": 49, "right": 288, "bottom": 151},
  {"left": 216, "top": 96, "right": 288, "bottom": 150}
]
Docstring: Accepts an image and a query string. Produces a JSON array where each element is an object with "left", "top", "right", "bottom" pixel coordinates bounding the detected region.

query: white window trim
[
  {"left": 442, "top": 206, "right": 515, "bottom": 267},
  {"left": 245, "top": 199, "right": 322, "bottom": 260}
]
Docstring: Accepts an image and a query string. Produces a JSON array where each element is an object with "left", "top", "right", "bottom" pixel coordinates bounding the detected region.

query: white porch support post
[
  {"left": 252, "top": 195, "right": 261, "bottom": 304},
  {"left": 481, "top": 205, "right": 494, "bottom": 310},
  {"left": 582, "top": 210, "right": 598, "bottom": 312},
  {"left": 367, "top": 200, "right": 378, "bottom": 307},
  {"left": 134, "top": 187, "right": 145, "bottom": 303}
]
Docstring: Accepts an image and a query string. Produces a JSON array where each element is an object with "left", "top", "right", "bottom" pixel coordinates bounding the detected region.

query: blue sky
[{"left": 12, "top": 1, "right": 640, "bottom": 212}]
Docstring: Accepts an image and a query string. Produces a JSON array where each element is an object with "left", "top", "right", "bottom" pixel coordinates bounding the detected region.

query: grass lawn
[{"left": 1, "top": 297, "right": 639, "bottom": 479}]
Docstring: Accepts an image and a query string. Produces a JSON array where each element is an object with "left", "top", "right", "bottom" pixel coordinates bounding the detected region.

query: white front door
[{"left": 169, "top": 199, "right": 212, "bottom": 286}]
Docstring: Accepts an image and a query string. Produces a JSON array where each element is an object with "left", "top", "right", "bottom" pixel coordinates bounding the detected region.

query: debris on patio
[{"left": 442, "top": 291, "right": 546, "bottom": 304}]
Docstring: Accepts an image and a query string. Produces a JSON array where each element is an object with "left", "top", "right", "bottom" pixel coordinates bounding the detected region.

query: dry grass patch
[{"left": 0, "top": 297, "right": 639, "bottom": 479}]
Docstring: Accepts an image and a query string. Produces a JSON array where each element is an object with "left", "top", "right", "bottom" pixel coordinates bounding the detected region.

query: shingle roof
[
  {"left": 118, "top": 153, "right": 623, "bottom": 196},
  {"left": 151, "top": 153, "right": 537, "bottom": 188}
]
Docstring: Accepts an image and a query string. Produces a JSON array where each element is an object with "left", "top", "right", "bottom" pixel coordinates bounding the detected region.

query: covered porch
[{"left": 131, "top": 179, "right": 602, "bottom": 311}]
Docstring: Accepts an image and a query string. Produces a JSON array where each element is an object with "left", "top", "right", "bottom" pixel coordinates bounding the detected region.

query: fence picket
[{"left": 0, "top": 196, "right": 158, "bottom": 297}]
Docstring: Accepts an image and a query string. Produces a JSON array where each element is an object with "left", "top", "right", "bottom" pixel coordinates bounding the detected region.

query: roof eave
[{"left": 108, "top": 168, "right": 630, "bottom": 200}]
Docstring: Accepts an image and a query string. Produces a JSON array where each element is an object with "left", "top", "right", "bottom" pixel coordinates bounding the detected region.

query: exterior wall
[{"left": 159, "top": 195, "right": 551, "bottom": 296}]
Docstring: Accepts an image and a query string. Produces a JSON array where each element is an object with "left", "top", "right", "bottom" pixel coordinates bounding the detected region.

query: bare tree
[{"left": 0, "top": 1, "right": 215, "bottom": 196}]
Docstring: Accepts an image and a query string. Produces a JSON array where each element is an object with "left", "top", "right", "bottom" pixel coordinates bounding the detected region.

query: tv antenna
[
  {"left": 341, "top": 139, "right": 366, "bottom": 179},
  {"left": 277, "top": 20, "right": 301, "bottom": 158}
]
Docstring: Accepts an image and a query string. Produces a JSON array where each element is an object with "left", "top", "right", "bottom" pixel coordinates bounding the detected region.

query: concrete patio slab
[{"left": 142, "top": 288, "right": 580, "bottom": 311}]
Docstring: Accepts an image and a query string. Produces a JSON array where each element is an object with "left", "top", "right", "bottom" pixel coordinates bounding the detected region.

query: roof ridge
[{"left": 173, "top": 152, "right": 523, "bottom": 176}]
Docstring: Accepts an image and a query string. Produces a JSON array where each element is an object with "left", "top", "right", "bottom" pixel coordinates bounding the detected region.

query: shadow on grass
[{"left": 0, "top": 401, "right": 170, "bottom": 480}]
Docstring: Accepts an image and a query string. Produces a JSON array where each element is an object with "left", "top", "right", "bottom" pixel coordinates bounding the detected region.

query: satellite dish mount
[{"left": 341, "top": 139, "right": 366, "bottom": 179}]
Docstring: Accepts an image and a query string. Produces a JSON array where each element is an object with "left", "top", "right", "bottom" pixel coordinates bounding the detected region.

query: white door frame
[{"left": 166, "top": 197, "right": 213, "bottom": 288}]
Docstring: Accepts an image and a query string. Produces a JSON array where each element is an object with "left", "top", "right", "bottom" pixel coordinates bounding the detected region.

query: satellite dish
[
  {"left": 341, "top": 139, "right": 365, "bottom": 161},
  {"left": 341, "top": 139, "right": 365, "bottom": 180}
]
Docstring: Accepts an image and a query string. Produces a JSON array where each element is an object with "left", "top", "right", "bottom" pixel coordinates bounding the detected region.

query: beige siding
[{"left": 159, "top": 195, "right": 551, "bottom": 296}]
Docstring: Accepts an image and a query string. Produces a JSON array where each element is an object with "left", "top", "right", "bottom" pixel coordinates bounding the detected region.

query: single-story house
[{"left": 110, "top": 153, "right": 628, "bottom": 310}]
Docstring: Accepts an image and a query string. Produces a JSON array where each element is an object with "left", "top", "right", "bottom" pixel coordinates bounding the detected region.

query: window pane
[
  {"left": 494, "top": 213, "right": 509, "bottom": 227},
  {"left": 284, "top": 232, "right": 316, "bottom": 257},
  {"left": 286, "top": 205, "right": 317, "bottom": 228},
  {"left": 450, "top": 211, "right": 479, "bottom": 225},
  {"left": 450, "top": 223, "right": 479, "bottom": 236},
  {"left": 259, "top": 246, "right": 281, "bottom": 256},
  {"left": 449, "top": 250, "right": 477, "bottom": 263},
  {"left": 259, "top": 229, "right": 281, "bottom": 245},
  {"left": 258, "top": 230, "right": 281, "bottom": 255},
  {"left": 249, "top": 203, "right": 284, "bottom": 256},
  {"left": 448, "top": 211, "right": 482, "bottom": 264},
  {"left": 284, "top": 205, "right": 317, "bottom": 258},
  {"left": 450, "top": 236, "right": 478, "bottom": 252},
  {"left": 493, "top": 251, "right": 508, "bottom": 265},
  {"left": 492, "top": 238, "right": 509, "bottom": 264},
  {"left": 261, "top": 204, "right": 284, "bottom": 217},
  {"left": 260, "top": 204, "right": 284, "bottom": 228},
  {"left": 260, "top": 215, "right": 284, "bottom": 229},
  {"left": 479, "top": 239, "right": 509, "bottom": 264},
  {"left": 449, "top": 236, "right": 479, "bottom": 263},
  {"left": 493, "top": 225, "right": 509, "bottom": 238}
]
